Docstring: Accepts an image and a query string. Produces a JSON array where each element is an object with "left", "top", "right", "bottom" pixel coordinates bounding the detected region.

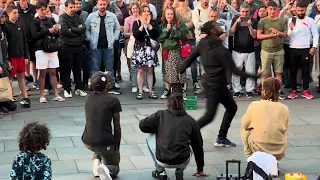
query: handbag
[
  {"left": 144, "top": 26, "right": 160, "bottom": 51},
  {"left": 0, "top": 75, "right": 12, "bottom": 102},
  {"left": 126, "top": 35, "right": 135, "bottom": 58},
  {"left": 39, "top": 19, "right": 59, "bottom": 53},
  {"left": 176, "top": 20, "right": 192, "bottom": 58}
]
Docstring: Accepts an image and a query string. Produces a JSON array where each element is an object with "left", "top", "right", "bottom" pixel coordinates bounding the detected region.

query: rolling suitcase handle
[{"left": 226, "top": 159, "right": 241, "bottom": 180}]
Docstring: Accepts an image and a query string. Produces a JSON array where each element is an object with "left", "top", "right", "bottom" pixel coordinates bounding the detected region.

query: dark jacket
[
  {"left": 132, "top": 20, "right": 159, "bottom": 47},
  {"left": 139, "top": 108, "right": 204, "bottom": 171},
  {"left": 30, "top": 17, "right": 59, "bottom": 51},
  {"left": 179, "top": 38, "right": 257, "bottom": 88},
  {"left": 4, "top": 20, "right": 29, "bottom": 59},
  {"left": 17, "top": 3, "right": 36, "bottom": 41},
  {"left": 58, "top": 13, "right": 86, "bottom": 47}
]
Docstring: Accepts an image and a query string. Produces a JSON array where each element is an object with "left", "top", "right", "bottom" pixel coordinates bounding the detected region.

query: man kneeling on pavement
[{"left": 139, "top": 93, "right": 210, "bottom": 180}]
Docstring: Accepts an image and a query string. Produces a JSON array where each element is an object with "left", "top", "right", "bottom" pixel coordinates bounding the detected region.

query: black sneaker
[
  {"left": 25, "top": 75, "right": 34, "bottom": 83},
  {"left": 246, "top": 92, "right": 253, "bottom": 99},
  {"left": 20, "top": 98, "right": 31, "bottom": 108},
  {"left": 214, "top": 138, "right": 236, "bottom": 147},
  {"left": 279, "top": 90, "right": 286, "bottom": 100},
  {"left": 0, "top": 107, "right": 10, "bottom": 114},
  {"left": 175, "top": 168, "right": 184, "bottom": 180},
  {"left": 152, "top": 170, "right": 167, "bottom": 180},
  {"left": 233, "top": 92, "right": 241, "bottom": 98},
  {"left": 83, "top": 85, "right": 90, "bottom": 93},
  {"left": 108, "top": 88, "right": 121, "bottom": 95}
]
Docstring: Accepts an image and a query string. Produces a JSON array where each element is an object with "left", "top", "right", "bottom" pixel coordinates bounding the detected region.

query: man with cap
[{"left": 82, "top": 71, "right": 122, "bottom": 180}]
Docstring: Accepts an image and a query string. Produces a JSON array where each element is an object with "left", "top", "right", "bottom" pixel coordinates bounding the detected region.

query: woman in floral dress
[
  {"left": 131, "top": 5, "right": 160, "bottom": 100},
  {"left": 158, "top": 7, "right": 188, "bottom": 99}
]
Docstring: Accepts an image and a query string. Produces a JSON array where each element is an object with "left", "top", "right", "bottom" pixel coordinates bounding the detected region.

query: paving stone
[
  {"left": 57, "top": 108, "right": 85, "bottom": 117},
  {"left": 129, "top": 155, "right": 155, "bottom": 170},
  {"left": 0, "top": 115, "right": 13, "bottom": 121},
  {"left": 52, "top": 160, "right": 78, "bottom": 175},
  {"left": 0, "top": 142, "right": 3, "bottom": 152},
  {"left": 136, "top": 107, "right": 165, "bottom": 116},
  {"left": 50, "top": 126, "right": 84, "bottom": 137},
  {"left": 120, "top": 144, "right": 144, "bottom": 157},
  {"left": 41, "top": 149, "right": 59, "bottom": 161},
  {"left": 56, "top": 147, "right": 92, "bottom": 160},
  {"left": 120, "top": 115, "right": 139, "bottom": 124},
  {"left": 25, "top": 118, "right": 76, "bottom": 128},
  {"left": 304, "top": 173, "right": 320, "bottom": 180},
  {"left": 13, "top": 110, "right": 59, "bottom": 121},
  {"left": 4, "top": 140, "right": 18, "bottom": 151},
  {"left": 279, "top": 159, "right": 320, "bottom": 174},
  {"left": 120, "top": 124, "right": 136, "bottom": 133},
  {"left": 0, "top": 164, "right": 11, "bottom": 179},
  {"left": 0, "top": 130, "right": 20, "bottom": 141},
  {"left": 287, "top": 135, "right": 320, "bottom": 147},
  {"left": 122, "top": 132, "right": 148, "bottom": 144},
  {"left": 71, "top": 136, "right": 127, "bottom": 147},
  {"left": 135, "top": 115, "right": 147, "bottom": 121},
  {"left": 188, "top": 151, "right": 247, "bottom": 166},
  {"left": 0, "top": 120, "right": 24, "bottom": 130},
  {"left": 137, "top": 143, "right": 150, "bottom": 156},
  {"left": 53, "top": 173, "right": 96, "bottom": 180},
  {"left": 287, "top": 125, "right": 320, "bottom": 136},
  {"left": 287, "top": 116, "right": 309, "bottom": 126},
  {"left": 75, "top": 157, "right": 136, "bottom": 173},
  {"left": 72, "top": 117, "right": 85, "bottom": 126},
  {"left": 0, "top": 151, "right": 19, "bottom": 164},
  {"left": 297, "top": 115, "right": 320, "bottom": 125},
  {"left": 284, "top": 146, "right": 320, "bottom": 160}
]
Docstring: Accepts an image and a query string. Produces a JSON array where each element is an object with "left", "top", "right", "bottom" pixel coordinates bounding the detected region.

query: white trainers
[
  {"left": 64, "top": 90, "right": 72, "bottom": 98},
  {"left": 132, "top": 87, "right": 138, "bottom": 93},
  {"left": 75, "top": 89, "right": 87, "bottom": 97},
  {"left": 92, "top": 159, "right": 101, "bottom": 177},
  {"left": 97, "top": 164, "right": 113, "bottom": 180},
  {"left": 115, "top": 83, "right": 120, "bottom": 89},
  {"left": 142, "top": 85, "right": 149, "bottom": 93}
]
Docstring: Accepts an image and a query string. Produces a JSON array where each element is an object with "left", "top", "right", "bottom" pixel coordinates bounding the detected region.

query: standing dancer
[{"left": 179, "top": 21, "right": 259, "bottom": 147}]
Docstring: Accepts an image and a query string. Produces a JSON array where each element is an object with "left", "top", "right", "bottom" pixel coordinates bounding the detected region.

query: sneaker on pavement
[
  {"left": 161, "top": 89, "right": 170, "bottom": 99},
  {"left": 279, "top": 90, "right": 286, "bottom": 100},
  {"left": 152, "top": 170, "right": 167, "bottom": 180},
  {"left": 108, "top": 88, "right": 121, "bottom": 95},
  {"left": 142, "top": 85, "right": 150, "bottom": 93},
  {"left": 302, "top": 90, "right": 314, "bottom": 99},
  {"left": 246, "top": 92, "right": 253, "bottom": 99},
  {"left": 193, "top": 82, "right": 201, "bottom": 91},
  {"left": 20, "top": 98, "right": 31, "bottom": 108},
  {"left": 132, "top": 87, "right": 138, "bottom": 93},
  {"left": 115, "top": 83, "right": 120, "bottom": 89},
  {"left": 92, "top": 159, "right": 101, "bottom": 177},
  {"left": 214, "top": 138, "right": 236, "bottom": 147},
  {"left": 97, "top": 164, "right": 112, "bottom": 180},
  {"left": 25, "top": 83, "right": 31, "bottom": 91},
  {"left": 75, "top": 89, "right": 87, "bottom": 97},
  {"left": 64, "top": 90, "right": 72, "bottom": 98},
  {"left": 233, "top": 92, "right": 241, "bottom": 98},
  {"left": 288, "top": 90, "right": 298, "bottom": 99},
  {"left": 175, "top": 168, "right": 184, "bottom": 180},
  {"left": 253, "top": 87, "right": 261, "bottom": 95},
  {"left": 33, "top": 81, "right": 39, "bottom": 90}
]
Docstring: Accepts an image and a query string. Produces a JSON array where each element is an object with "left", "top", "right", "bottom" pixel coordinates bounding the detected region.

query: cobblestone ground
[{"left": 0, "top": 60, "right": 319, "bottom": 180}]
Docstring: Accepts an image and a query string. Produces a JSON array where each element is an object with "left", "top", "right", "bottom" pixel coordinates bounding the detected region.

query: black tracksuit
[
  {"left": 179, "top": 38, "right": 257, "bottom": 139},
  {"left": 58, "top": 13, "right": 86, "bottom": 92},
  {"left": 4, "top": 20, "right": 29, "bottom": 59},
  {"left": 139, "top": 108, "right": 204, "bottom": 171}
]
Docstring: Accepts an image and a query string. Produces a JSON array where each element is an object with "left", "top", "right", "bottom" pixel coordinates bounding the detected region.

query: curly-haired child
[{"left": 10, "top": 122, "right": 52, "bottom": 179}]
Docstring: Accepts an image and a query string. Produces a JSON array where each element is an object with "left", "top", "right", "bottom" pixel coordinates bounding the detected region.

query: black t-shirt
[
  {"left": 82, "top": 92, "right": 122, "bottom": 146},
  {"left": 231, "top": 16, "right": 258, "bottom": 53},
  {"left": 97, "top": 15, "right": 108, "bottom": 49}
]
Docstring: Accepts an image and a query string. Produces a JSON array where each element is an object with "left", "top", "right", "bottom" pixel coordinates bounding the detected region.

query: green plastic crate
[{"left": 184, "top": 96, "right": 197, "bottom": 110}]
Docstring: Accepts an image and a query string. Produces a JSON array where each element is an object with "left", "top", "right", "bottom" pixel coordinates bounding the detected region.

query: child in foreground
[{"left": 10, "top": 122, "right": 52, "bottom": 179}]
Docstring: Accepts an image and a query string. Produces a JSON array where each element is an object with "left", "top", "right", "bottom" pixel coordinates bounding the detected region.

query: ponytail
[{"left": 261, "top": 77, "right": 282, "bottom": 102}]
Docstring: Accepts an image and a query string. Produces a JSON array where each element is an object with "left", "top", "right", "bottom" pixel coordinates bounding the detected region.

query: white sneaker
[
  {"left": 92, "top": 159, "right": 101, "bottom": 177},
  {"left": 142, "top": 86, "right": 149, "bottom": 93},
  {"left": 75, "top": 89, "right": 87, "bottom": 97},
  {"left": 115, "top": 83, "right": 120, "bottom": 89},
  {"left": 132, "top": 87, "right": 138, "bottom": 93},
  {"left": 97, "top": 164, "right": 113, "bottom": 180},
  {"left": 64, "top": 90, "right": 72, "bottom": 98}
]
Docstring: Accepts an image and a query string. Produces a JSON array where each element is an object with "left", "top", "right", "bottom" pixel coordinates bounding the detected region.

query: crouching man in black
[{"left": 139, "top": 93, "right": 210, "bottom": 180}]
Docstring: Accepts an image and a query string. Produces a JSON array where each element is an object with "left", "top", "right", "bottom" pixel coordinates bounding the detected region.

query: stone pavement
[{"left": 1, "top": 61, "right": 320, "bottom": 179}]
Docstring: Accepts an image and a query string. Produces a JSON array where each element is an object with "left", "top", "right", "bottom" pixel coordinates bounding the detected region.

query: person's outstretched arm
[{"left": 139, "top": 110, "right": 161, "bottom": 134}]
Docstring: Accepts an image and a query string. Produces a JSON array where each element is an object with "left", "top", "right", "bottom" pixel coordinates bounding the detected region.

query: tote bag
[{"left": 0, "top": 76, "right": 13, "bottom": 102}]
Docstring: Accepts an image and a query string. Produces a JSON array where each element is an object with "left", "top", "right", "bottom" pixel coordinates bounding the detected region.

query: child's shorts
[{"left": 10, "top": 57, "right": 26, "bottom": 77}]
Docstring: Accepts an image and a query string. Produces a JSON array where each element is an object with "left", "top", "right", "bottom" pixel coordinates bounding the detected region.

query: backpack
[{"left": 244, "top": 161, "right": 281, "bottom": 180}]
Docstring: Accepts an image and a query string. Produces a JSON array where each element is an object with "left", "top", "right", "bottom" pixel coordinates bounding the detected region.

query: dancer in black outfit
[{"left": 179, "top": 21, "right": 259, "bottom": 147}]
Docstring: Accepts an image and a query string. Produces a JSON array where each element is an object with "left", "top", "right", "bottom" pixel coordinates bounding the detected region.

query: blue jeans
[{"left": 91, "top": 48, "right": 115, "bottom": 87}]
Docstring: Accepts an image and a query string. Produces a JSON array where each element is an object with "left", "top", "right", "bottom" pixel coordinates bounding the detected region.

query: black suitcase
[{"left": 216, "top": 159, "right": 243, "bottom": 180}]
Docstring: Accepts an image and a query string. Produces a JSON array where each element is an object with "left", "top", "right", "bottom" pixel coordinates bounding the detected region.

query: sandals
[
  {"left": 39, "top": 97, "right": 47, "bottom": 103},
  {"left": 136, "top": 93, "right": 143, "bottom": 100},
  {"left": 53, "top": 96, "right": 65, "bottom": 102},
  {"left": 149, "top": 91, "right": 158, "bottom": 99}
]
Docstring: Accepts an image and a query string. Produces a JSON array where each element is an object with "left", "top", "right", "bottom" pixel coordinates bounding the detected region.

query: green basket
[{"left": 184, "top": 96, "right": 197, "bottom": 110}]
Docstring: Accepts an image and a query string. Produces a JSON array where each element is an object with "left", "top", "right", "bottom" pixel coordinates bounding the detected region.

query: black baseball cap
[
  {"left": 267, "top": 1, "right": 278, "bottom": 7},
  {"left": 90, "top": 71, "right": 111, "bottom": 91}
]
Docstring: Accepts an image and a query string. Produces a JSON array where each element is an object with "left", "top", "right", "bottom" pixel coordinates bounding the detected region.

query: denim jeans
[{"left": 91, "top": 48, "right": 115, "bottom": 87}]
